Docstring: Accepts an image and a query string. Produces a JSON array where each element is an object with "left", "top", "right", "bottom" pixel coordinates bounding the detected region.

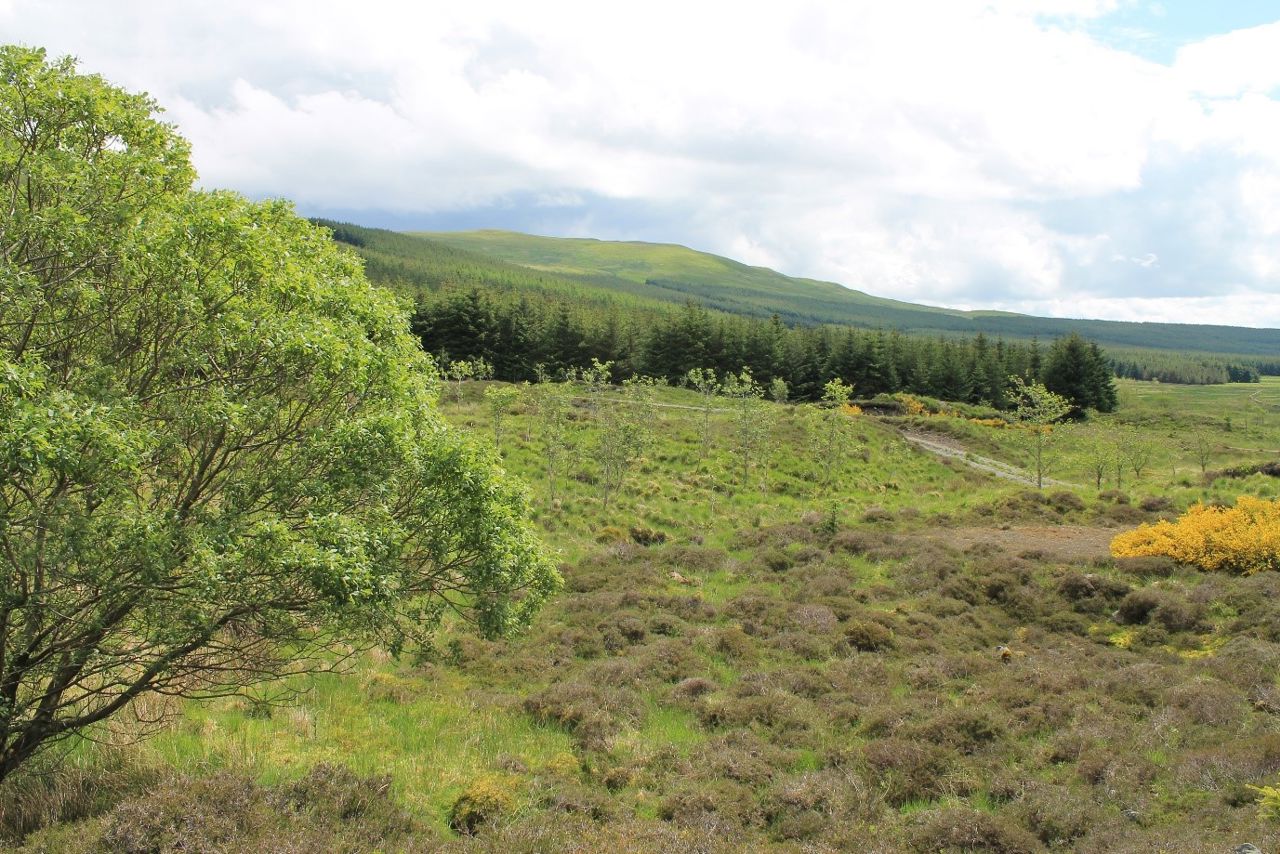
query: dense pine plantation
[
  {"left": 411, "top": 291, "right": 1124, "bottom": 410},
  {"left": 7, "top": 378, "right": 1280, "bottom": 853}
]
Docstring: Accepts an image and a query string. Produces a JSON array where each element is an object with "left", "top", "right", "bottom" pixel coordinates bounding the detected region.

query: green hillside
[{"left": 415, "top": 229, "right": 1280, "bottom": 357}]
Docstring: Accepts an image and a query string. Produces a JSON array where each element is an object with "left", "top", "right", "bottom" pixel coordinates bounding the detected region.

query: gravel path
[{"left": 900, "top": 430, "right": 1077, "bottom": 488}]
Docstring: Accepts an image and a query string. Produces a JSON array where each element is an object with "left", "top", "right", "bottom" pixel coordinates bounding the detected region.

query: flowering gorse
[{"left": 1111, "top": 496, "right": 1280, "bottom": 575}]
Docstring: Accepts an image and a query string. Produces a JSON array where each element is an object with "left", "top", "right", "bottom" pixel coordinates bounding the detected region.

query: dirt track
[{"left": 900, "top": 430, "right": 1077, "bottom": 488}]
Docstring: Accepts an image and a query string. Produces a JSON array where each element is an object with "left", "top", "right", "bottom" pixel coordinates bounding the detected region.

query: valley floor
[{"left": 6, "top": 379, "right": 1280, "bottom": 853}]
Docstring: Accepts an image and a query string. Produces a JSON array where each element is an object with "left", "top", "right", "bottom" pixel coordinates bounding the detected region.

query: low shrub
[
  {"left": 1114, "top": 555, "right": 1179, "bottom": 579},
  {"left": 1138, "top": 495, "right": 1174, "bottom": 513},
  {"left": 910, "top": 707, "right": 1002, "bottom": 755},
  {"left": 100, "top": 773, "right": 272, "bottom": 853},
  {"left": 1116, "top": 588, "right": 1162, "bottom": 624},
  {"left": 843, "top": 619, "right": 895, "bottom": 652},
  {"left": 672, "top": 676, "right": 716, "bottom": 699},
  {"left": 1010, "top": 784, "right": 1103, "bottom": 847},
  {"left": 1111, "top": 496, "right": 1280, "bottom": 575},
  {"left": 1049, "top": 490, "right": 1086, "bottom": 513},
  {"left": 758, "top": 548, "right": 793, "bottom": 573},
  {"left": 1115, "top": 587, "right": 1203, "bottom": 631},
  {"left": 449, "top": 775, "right": 517, "bottom": 834},
  {"left": 906, "top": 806, "right": 1040, "bottom": 853},
  {"left": 629, "top": 525, "right": 667, "bottom": 546},
  {"left": 523, "top": 682, "right": 645, "bottom": 749},
  {"left": 1058, "top": 571, "right": 1130, "bottom": 604},
  {"left": 593, "top": 525, "right": 626, "bottom": 544},
  {"left": 636, "top": 638, "right": 703, "bottom": 683},
  {"left": 861, "top": 738, "right": 953, "bottom": 806},
  {"left": 862, "top": 506, "right": 894, "bottom": 524},
  {"left": 657, "top": 779, "right": 761, "bottom": 830}
]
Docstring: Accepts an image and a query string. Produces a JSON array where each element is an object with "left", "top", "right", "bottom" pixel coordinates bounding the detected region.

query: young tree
[
  {"left": 594, "top": 376, "right": 656, "bottom": 509},
  {"left": 684, "top": 367, "right": 721, "bottom": 462},
  {"left": 721, "top": 368, "right": 769, "bottom": 490},
  {"left": 527, "top": 380, "right": 573, "bottom": 505},
  {"left": 576, "top": 358, "right": 613, "bottom": 415},
  {"left": 483, "top": 385, "right": 522, "bottom": 453},
  {"left": 1188, "top": 431, "right": 1214, "bottom": 476},
  {"left": 0, "top": 47, "right": 557, "bottom": 783},
  {"left": 808, "top": 379, "right": 856, "bottom": 490},
  {"left": 1009, "top": 376, "right": 1072, "bottom": 489},
  {"left": 768, "top": 376, "right": 790, "bottom": 404},
  {"left": 1081, "top": 436, "right": 1116, "bottom": 490},
  {"left": 1121, "top": 429, "right": 1156, "bottom": 482},
  {"left": 444, "top": 357, "right": 493, "bottom": 402}
]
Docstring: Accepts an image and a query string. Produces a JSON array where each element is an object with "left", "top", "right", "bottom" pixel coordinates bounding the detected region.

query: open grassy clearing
[{"left": 5, "top": 378, "right": 1280, "bottom": 852}]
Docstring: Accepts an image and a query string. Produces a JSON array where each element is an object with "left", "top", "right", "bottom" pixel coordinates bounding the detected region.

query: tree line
[
  {"left": 1110, "top": 354, "right": 1261, "bottom": 385},
  {"left": 412, "top": 291, "right": 1118, "bottom": 413}
]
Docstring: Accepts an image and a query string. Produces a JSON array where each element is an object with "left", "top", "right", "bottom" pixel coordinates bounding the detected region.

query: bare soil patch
[{"left": 923, "top": 525, "right": 1116, "bottom": 562}]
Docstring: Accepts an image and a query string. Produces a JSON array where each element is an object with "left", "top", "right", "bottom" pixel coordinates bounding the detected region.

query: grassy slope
[
  {"left": 415, "top": 229, "right": 1280, "bottom": 356},
  {"left": 11, "top": 380, "right": 1280, "bottom": 852}
]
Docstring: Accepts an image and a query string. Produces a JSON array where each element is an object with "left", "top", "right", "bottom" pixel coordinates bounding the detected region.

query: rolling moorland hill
[{"left": 409, "top": 229, "right": 1280, "bottom": 358}]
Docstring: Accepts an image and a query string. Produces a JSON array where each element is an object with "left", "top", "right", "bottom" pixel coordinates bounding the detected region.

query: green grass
[{"left": 129, "top": 657, "right": 574, "bottom": 833}]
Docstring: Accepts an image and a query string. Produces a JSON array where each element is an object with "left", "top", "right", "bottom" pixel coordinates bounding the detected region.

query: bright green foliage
[
  {"left": 807, "top": 379, "right": 857, "bottom": 490},
  {"left": 0, "top": 46, "right": 556, "bottom": 782},
  {"left": 448, "top": 774, "right": 518, "bottom": 834},
  {"left": 1251, "top": 780, "right": 1280, "bottom": 820},
  {"left": 443, "top": 357, "right": 493, "bottom": 401},
  {"left": 684, "top": 367, "right": 721, "bottom": 461},
  {"left": 768, "top": 376, "right": 789, "bottom": 404},
  {"left": 483, "top": 384, "right": 522, "bottom": 452},
  {"left": 721, "top": 368, "right": 769, "bottom": 489},
  {"left": 525, "top": 380, "right": 573, "bottom": 504},
  {"left": 594, "top": 375, "right": 656, "bottom": 509},
  {"left": 1009, "top": 376, "right": 1072, "bottom": 489}
]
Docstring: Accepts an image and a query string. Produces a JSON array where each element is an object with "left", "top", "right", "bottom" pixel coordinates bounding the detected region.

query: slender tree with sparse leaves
[{"left": 1009, "top": 376, "right": 1072, "bottom": 489}]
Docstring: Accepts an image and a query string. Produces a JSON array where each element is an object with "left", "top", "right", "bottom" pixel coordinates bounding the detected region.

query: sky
[{"left": 5, "top": 1, "right": 1280, "bottom": 328}]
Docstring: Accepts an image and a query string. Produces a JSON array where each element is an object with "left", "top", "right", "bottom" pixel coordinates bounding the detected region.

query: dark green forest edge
[{"left": 318, "top": 219, "right": 1278, "bottom": 388}]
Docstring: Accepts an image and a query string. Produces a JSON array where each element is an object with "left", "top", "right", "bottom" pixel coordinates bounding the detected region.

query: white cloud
[
  {"left": 3, "top": 0, "right": 1280, "bottom": 326},
  {"left": 1174, "top": 21, "right": 1280, "bottom": 97}
]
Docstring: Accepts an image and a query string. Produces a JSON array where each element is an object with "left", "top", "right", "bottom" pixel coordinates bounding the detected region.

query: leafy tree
[
  {"left": 1081, "top": 437, "right": 1116, "bottom": 490},
  {"left": 1009, "top": 376, "right": 1072, "bottom": 489},
  {"left": 1120, "top": 427, "right": 1156, "bottom": 481},
  {"left": 0, "top": 47, "right": 557, "bottom": 783},
  {"left": 443, "top": 357, "right": 493, "bottom": 402},
  {"left": 684, "top": 367, "right": 721, "bottom": 462},
  {"left": 768, "top": 376, "right": 789, "bottom": 404},
  {"left": 594, "top": 376, "right": 655, "bottom": 509},
  {"left": 808, "top": 379, "right": 855, "bottom": 490},
  {"left": 527, "top": 380, "right": 573, "bottom": 506},
  {"left": 483, "top": 385, "right": 522, "bottom": 453},
  {"left": 721, "top": 368, "right": 768, "bottom": 490},
  {"left": 1187, "top": 431, "right": 1214, "bottom": 475}
]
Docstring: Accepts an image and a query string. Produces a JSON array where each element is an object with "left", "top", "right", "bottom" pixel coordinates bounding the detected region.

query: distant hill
[
  {"left": 312, "top": 220, "right": 1280, "bottom": 375},
  {"left": 412, "top": 230, "right": 1280, "bottom": 357}
]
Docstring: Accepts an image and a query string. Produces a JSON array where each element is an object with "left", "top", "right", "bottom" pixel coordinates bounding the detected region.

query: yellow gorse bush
[
  {"left": 1111, "top": 496, "right": 1280, "bottom": 575},
  {"left": 897, "top": 394, "right": 927, "bottom": 416}
]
